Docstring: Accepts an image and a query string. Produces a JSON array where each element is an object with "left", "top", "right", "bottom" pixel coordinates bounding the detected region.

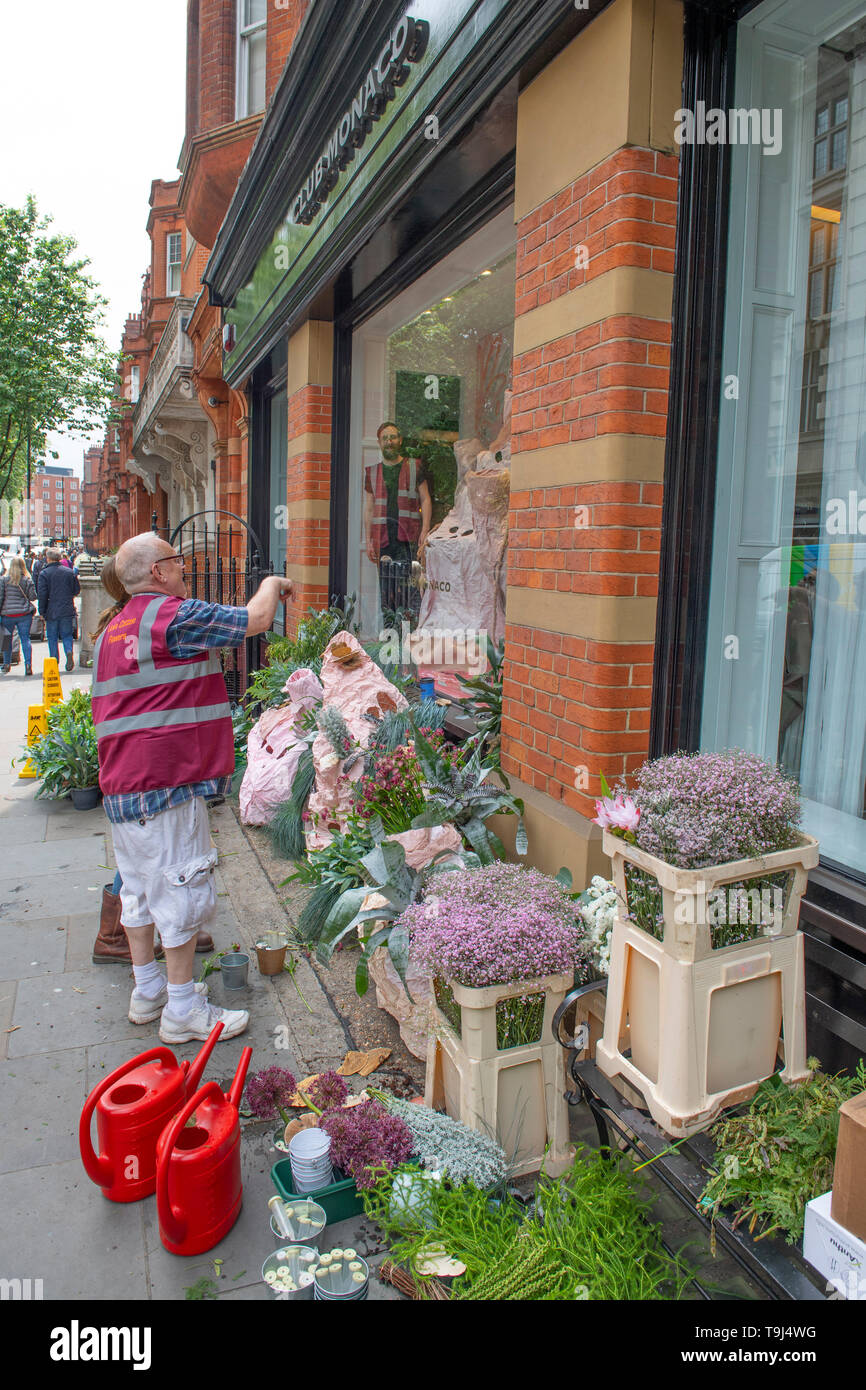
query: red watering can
[
  {"left": 156, "top": 1045, "right": 252, "bottom": 1256},
  {"left": 79, "top": 1024, "right": 223, "bottom": 1203}
]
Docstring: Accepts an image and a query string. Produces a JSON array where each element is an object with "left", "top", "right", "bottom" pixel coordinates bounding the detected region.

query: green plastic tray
[{"left": 270, "top": 1160, "right": 364, "bottom": 1224}]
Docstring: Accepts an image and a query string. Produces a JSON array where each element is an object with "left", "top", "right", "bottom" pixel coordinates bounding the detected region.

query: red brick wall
[
  {"left": 267, "top": 0, "right": 308, "bottom": 99},
  {"left": 285, "top": 381, "right": 332, "bottom": 631},
  {"left": 501, "top": 146, "right": 677, "bottom": 819},
  {"left": 198, "top": 0, "right": 236, "bottom": 131}
]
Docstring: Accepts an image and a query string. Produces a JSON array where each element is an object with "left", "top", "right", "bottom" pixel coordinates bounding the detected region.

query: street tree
[{"left": 0, "top": 196, "right": 117, "bottom": 506}]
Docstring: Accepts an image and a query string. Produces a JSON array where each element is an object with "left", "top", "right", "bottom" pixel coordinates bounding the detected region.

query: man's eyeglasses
[{"left": 153, "top": 554, "right": 184, "bottom": 569}]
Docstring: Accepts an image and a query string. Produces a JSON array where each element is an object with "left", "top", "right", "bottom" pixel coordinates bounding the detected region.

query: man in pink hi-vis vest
[{"left": 92, "top": 533, "right": 292, "bottom": 1044}]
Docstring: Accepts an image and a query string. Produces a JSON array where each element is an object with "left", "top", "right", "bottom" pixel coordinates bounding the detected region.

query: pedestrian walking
[
  {"left": 91, "top": 532, "right": 292, "bottom": 1042},
  {"left": 37, "top": 547, "right": 80, "bottom": 670},
  {"left": 0, "top": 556, "right": 37, "bottom": 676}
]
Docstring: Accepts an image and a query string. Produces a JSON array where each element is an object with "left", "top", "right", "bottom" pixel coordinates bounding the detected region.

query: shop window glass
[
  {"left": 347, "top": 209, "right": 515, "bottom": 685},
  {"left": 703, "top": 0, "right": 866, "bottom": 875}
]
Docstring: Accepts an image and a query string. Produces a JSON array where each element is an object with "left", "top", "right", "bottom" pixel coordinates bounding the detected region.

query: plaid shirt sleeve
[{"left": 165, "top": 599, "right": 249, "bottom": 659}]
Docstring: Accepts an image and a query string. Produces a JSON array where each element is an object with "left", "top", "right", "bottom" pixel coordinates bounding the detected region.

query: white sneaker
[
  {"left": 159, "top": 996, "right": 249, "bottom": 1044},
  {"left": 128, "top": 980, "right": 208, "bottom": 1025}
]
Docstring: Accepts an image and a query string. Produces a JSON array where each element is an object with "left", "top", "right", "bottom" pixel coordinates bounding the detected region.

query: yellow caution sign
[
  {"left": 19, "top": 704, "right": 47, "bottom": 779},
  {"left": 42, "top": 657, "right": 63, "bottom": 710}
]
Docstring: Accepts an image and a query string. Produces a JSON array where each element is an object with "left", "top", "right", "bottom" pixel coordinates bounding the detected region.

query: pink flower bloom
[
  {"left": 607, "top": 795, "right": 641, "bottom": 833},
  {"left": 593, "top": 797, "right": 614, "bottom": 829}
]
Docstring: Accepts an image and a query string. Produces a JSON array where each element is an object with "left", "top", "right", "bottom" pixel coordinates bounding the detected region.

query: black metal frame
[
  {"left": 551, "top": 986, "right": 826, "bottom": 1301},
  {"left": 650, "top": 3, "right": 738, "bottom": 759}
]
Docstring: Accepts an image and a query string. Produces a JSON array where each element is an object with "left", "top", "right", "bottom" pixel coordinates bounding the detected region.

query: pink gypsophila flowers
[
  {"left": 621, "top": 749, "right": 802, "bottom": 869},
  {"left": 402, "top": 862, "right": 591, "bottom": 988}
]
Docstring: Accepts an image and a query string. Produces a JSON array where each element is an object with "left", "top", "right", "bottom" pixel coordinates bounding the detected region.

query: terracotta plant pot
[{"left": 256, "top": 943, "right": 288, "bottom": 976}]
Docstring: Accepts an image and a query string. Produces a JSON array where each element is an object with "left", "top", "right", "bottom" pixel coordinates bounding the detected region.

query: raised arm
[{"left": 245, "top": 575, "right": 294, "bottom": 636}]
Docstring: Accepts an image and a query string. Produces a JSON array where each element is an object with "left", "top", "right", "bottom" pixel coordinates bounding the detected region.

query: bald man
[{"left": 91, "top": 533, "right": 292, "bottom": 1042}]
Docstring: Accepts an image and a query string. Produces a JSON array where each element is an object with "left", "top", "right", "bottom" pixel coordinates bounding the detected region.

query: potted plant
[
  {"left": 402, "top": 861, "right": 592, "bottom": 1176},
  {"left": 592, "top": 751, "right": 820, "bottom": 1136},
  {"left": 23, "top": 689, "right": 101, "bottom": 808}
]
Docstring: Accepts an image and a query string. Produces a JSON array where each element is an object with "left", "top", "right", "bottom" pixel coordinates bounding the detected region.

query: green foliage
[
  {"left": 182, "top": 1277, "right": 219, "bottom": 1301},
  {"left": 281, "top": 821, "right": 376, "bottom": 944},
  {"left": 409, "top": 727, "right": 527, "bottom": 864},
  {"left": 21, "top": 689, "right": 99, "bottom": 796},
  {"left": 364, "top": 700, "right": 448, "bottom": 763},
  {"left": 0, "top": 198, "right": 117, "bottom": 501},
  {"left": 362, "top": 1148, "right": 694, "bottom": 1301},
  {"left": 315, "top": 835, "right": 478, "bottom": 998},
  {"left": 700, "top": 1059, "right": 866, "bottom": 1243},
  {"left": 230, "top": 702, "right": 252, "bottom": 775},
  {"left": 456, "top": 636, "right": 505, "bottom": 773},
  {"left": 243, "top": 599, "right": 358, "bottom": 712}
]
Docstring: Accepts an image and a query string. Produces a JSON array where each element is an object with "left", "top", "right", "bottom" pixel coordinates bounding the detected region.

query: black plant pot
[{"left": 70, "top": 786, "right": 101, "bottom": 810}]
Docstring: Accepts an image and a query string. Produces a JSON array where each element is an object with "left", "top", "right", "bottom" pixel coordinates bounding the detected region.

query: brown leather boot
[{"left": 92, "top": 886, "right": 164, "bottom": 964}]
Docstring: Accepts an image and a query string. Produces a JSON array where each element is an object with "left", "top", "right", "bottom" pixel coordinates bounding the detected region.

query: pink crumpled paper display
[
  {"left": 238, "top": 667, "right": 323, "bottom": 826},
  {"left": 305, "top": 631, "right": 408, "bottom": 850}
]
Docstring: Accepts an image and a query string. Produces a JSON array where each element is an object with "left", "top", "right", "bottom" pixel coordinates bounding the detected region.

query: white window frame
[
  {"left": 130, "top": 365, "right": 140, "bottom": 403},
  {"left": 166, "top": 233, "right": 182, "bottom": 297},
  {"left": 235, "top": 0, "right": 267, "bottom": 120}
]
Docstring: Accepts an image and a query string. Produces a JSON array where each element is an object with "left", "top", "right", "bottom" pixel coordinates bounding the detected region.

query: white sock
[
  {"left": 167, "top": 980, "right": 197, "bottom": 1017},
  {"left": 132, "top": 961, "right": 165, "bottom": 998}
]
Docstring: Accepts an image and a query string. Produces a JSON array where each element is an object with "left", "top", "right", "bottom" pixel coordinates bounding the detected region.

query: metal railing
[{"left": 155, "top": 512, "right": 273, "bottom": 701}]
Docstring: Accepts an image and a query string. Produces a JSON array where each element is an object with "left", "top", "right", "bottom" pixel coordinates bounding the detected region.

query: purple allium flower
[
  {"left": 244, "top": 1066, "right": 298, "bottom": 1123},
  {"left": 319, "top": 1100, "right": 413, "bottom": 1189},
  {"left": 619, "top": 749, "right": 802, "bottom": 869},
  {"left": 305, "top": 1070, "right": 349, "bottom": 1113},
  {"left": 403, "top": 862, "right": 591, "bottom": 988}
]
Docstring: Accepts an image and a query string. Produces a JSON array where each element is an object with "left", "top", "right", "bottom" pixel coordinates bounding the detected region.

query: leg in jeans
[
  {"left": 45, "top": 619, "right": 59, "bottom": 662},
  {"left": 15, "top": 618, "right": 32, "bottom": 669},
  {"left": 59, "top": 616, "right": 74, "bottom": 657}
]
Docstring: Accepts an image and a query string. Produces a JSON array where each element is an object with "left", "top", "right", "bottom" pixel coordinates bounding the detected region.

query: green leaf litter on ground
[{"left": 699, "top": 1057, "right": 866, "bottom": 1244}]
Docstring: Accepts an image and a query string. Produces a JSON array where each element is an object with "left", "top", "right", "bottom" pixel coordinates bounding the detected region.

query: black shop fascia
[{"left": 291, "top": 14, "right": 430, "bottom": 227}]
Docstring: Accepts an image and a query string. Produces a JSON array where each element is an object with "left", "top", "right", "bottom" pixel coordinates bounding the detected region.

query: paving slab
[
  {"left": 0, "top": 1159, "right": 148, "bottom": 1301},
  {"left": 4, "top": 838, "right": 109, "bottom": 880},
  {"left": 7, "top": 967, "right": 143, "bottom": 1057},
  {"left": 0, "top": 870, "right": 109, "bottom": 922},
  {"left": 0, "top": 813, "right": 49, "bottom": 844},
  {"left": 0, "top": 980, "right": 17, "bottom": 1060},
  {"left": 0, "top": 1047, "right": 88, "bottom": 1172},
  {"left": 44, "top": 812, "right": 109, "bottom": 842},
  {"left": 65, "top": 911, "right": 106, "bottom": 973},
  {"left": 0, "top": 918, "right": 69, "bottom": 979}
]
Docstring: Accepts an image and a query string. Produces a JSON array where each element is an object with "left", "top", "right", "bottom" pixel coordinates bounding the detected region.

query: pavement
[{"left": 0, "top": 651, "right": 400, "bottom": 1302}]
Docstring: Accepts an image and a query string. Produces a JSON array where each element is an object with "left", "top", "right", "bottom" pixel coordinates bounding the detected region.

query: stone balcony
[{"left": 131, "top": 296, "right": 197, "bottom": 447}]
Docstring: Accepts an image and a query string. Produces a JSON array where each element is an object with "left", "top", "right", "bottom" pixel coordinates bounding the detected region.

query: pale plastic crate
[
  {"left": 424, "top": 973, "right": 574, "bottom": 1177},
  {"left": 595, "top": 831, "right": 818, "bottom": 1137}
]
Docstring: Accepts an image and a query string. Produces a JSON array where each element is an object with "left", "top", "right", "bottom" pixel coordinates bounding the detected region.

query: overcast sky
[{"left": 1, "top": 0, "right": 187, "bottom": 480}]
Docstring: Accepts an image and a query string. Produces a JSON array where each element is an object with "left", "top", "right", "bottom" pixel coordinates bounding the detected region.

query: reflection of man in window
[{"left": 364, "top": 422, "right": 432, "bottom": 620}]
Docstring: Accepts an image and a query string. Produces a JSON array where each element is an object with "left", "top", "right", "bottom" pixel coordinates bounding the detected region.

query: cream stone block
[
  {"left": 514, "top": 265, "right": 674, "bottom": 356},
  {"left": 505, "top": 588, "right": 658, "bottom": 643},
  {"left": 510, "top": 434, "right": 666, "bottom": 490}
]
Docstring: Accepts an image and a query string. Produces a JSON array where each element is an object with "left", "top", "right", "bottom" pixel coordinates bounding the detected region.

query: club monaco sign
[{"left": 290, "top": 14, "right": 430, "bottom": 226}]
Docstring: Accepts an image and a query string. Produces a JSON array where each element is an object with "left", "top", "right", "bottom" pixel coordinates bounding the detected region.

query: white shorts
[{"left": 111, "top": 797, "right": 219, "bottom": 948}]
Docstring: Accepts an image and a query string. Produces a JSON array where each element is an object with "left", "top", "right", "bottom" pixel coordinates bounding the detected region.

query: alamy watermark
[
  {"left": 675, "top": 102, "right": 782, "bottom": 156},
  {"left": 378, "top": 622, "right": 487, "bottom": 676},
  {"left": 673, "top": 882, "right": 784, "bottom": 933},
  {"left": 0, "top": 1276, "right": 44, "bottom": 1300}
]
